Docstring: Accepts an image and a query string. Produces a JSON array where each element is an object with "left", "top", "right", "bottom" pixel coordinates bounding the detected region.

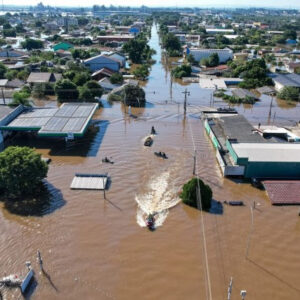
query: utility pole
[
  {"left": 192, "top": 149, "right": 196, "bottom": 175},
  {"left": 182, "top": 88, "right": 190, "bottom": 114},
  {"left": 1, "top": 88, "right": 5, "bottom": 105},
  {"left": 245, "top": 205, "right": 254, "bottom": 258},
  {"left": 227, "top": 277, "right": 233, "bottom": 300}
]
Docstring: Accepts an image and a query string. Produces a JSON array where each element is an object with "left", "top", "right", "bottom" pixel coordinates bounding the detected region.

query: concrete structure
[
  {"left": 70, "top": 173, "right": 108, "bottom": 190},
  {"left": 0, "top": 103, "right": 98, "bottom": 138},
  {"left": 204, "top": 113, "right": 300, "bottom": 179},
  {"left": 84, "top": 55, "right": 120, "bottom": 72},
  {"left": 187, "top": 48, "right": 233, "bottom": 63}
]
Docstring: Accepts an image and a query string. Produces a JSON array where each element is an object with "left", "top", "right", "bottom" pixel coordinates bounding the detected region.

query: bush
[
  {"left": 180, "top": 177, "right": 212, "bottom": 211},
  {"left": 119, "top": 84, "right": 146, "bottom": 107},
  {"left": 108, "top": 93, "right": 122, "bottom": 102},
  {"left": 277, "top": 86, "right": 300, "bottom": 102},
  {"left": 84, "top": 80, "right": 103, "bottom": 98},
  {"left": 55, "top": 79, "right": 79, "bottom": 103},
  {"left": 0, "top": 146, "right": 48, "bottom": 199},
  {"left": 9, "top": 91, "right": 31, "bottom": 107},
  {"left": 133, "top": 65, "right": 149, "bottom": 80},
  {"left": 21, "top": 38, "right": 43, "bottom": 50},
  {"left": 110, "top": 73, "right": 124, "bottom": 84},
  {"left": 172, "top": 64, "right": 192, "bottom": 78}
]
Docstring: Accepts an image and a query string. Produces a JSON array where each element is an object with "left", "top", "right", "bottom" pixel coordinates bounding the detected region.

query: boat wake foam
[{"left": 135, "top": 172, "right": 180, "bottom": 228}]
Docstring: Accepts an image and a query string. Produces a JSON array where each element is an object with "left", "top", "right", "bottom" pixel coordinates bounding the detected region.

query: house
[
  {"left": 186, "top": 48, "right": 233, "bottom": 63},
  {"left": 286, "top": 62, "right": 300, "bottom": 73},
  {"left": 270, "top": 73, "right": 300, "bottom": 91},
  {"left": 206, "top": 28, "right": 234, "bottom": 35},
  {"left": 107, "top": 52, "right": 126, "bottom": 68},
  {"left": 0, "top": 78, "right": 24, "bottom": 89},
  {"left": 91, "top": 68, "right": 116, "bottom": 81},
  {"left": 0, "top": 49, "right": 27, "bottom": 58},
  {"left": 52, "top": 42, "right": 74, "bottom": 52},
  {"left": 96, "top": 35, "right": 134, "bottom": 44},
  {"left": 98, "top": 77, "right": 120, "bottom": 92},
  {"left": 27, "top": 72, "right": 62, "bottom": 85},
  {"left": 84, "top": 55, "right": 120, "bottom": 72},
  {"left": 233, "top": 52, "right": 248, "bottom": 61}
]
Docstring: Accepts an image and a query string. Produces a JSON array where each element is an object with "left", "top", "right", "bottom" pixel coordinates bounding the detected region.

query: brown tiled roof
[{"left": 263, "top": 180, "right": 300, "bottom": 205}]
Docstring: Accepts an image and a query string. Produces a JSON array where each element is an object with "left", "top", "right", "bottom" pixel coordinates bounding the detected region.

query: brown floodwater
[{"left": 1, "top": 25, "right": 300, "bottom": 300}]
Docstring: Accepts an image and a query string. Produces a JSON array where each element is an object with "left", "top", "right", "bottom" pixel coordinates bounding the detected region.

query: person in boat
[{"left": 151, "top": 126, "right": 156, "bottom": 135}]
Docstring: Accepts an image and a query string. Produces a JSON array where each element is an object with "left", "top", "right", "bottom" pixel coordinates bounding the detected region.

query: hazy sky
[{"left": 6, "top": 0, "right": 300, "bottom": 9}]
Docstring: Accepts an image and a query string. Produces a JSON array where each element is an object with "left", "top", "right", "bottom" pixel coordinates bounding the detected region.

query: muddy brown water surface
[{"left": 1, "top": 25, "right": 300, "bottom": 300}]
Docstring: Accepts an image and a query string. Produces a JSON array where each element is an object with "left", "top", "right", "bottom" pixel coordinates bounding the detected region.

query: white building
[{"left": 187, "top": 48, "right": 233, "bottom": 63}]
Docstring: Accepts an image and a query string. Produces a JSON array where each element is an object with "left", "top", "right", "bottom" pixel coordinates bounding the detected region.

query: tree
[
  {"left": 277, "top": 86, "right": 300, "bottom": 102},
  {"left": 73, "top": 72, "right": 90, "bottom": 86},
  {"left": 110, "top": 73, "right": 124, "bottom": 84},
  {"left": 208, "top": 53, "right": 219, "bottom": 67},
  {"left": 55, "top": 79, "right": 79, "bottom": 103},
  {"left": 133, "top": 65, "right": 150, "bottom": 80},
  {"left": 180, "top": 177, "right": 212, "bottom": 211},
  {"left": 187, "top": 54, "right": 196, "bottom": 65},
  {"left": 283, "top": 29, "right": 297, "bottom": 40},
  {"left": 162, "top": 33, "right": 181, "bottom": 53},
  {"left": 9, "top": 91, "right": 31, "bottom": 107},
  {"left": 5, "top": 70, "right": 17, "bottom": 80},
  {"left": 78, "top": 86, "right": 95, "bottom": 102},
  {"left": 120, "top": 84, "right": 146, "bottom": 107},
  {"left": 84, "top": 80, "right": 103, "bottom": 98},
  {"left": 21, "top": 38, "right": 43, "bottom": 50},
  {"left": 0, "top": 62, "right": 7, "bottom": 79},
  {"left": 3, "top": 28, "right": 16, "bottom": 37},
  {"left": 171, "top": 64, "right": 192, "bottom": 79},
  {"left": 0, "top": 146, "right": 48, "bottom": 199},
  {"left": 123, "top": 38, "right": 148, "bottom": 63}
]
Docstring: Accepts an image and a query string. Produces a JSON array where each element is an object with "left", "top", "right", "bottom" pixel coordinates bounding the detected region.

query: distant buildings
[
  {"left": 187, "top": 48, "right": 233, "bottom": 63},
  {"left": 205, "top": 28, "right": 235, "bottom": 35}
]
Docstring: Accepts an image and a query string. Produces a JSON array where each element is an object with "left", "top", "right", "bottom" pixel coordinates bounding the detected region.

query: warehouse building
[{"left": 204, "top": 113, "right": 300, "bottom": 179}]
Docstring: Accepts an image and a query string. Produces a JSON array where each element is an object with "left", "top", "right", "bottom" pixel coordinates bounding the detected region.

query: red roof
[{"left": 263, "top": 180, "right": 300, "bottom": 205}]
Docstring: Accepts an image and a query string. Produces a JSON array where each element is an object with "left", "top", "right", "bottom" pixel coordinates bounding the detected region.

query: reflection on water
[{"left": 3, "top": 181, "right": 66, "bottom": 217}]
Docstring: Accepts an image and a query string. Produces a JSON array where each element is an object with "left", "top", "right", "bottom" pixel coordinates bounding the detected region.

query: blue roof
[{"left": 271, "top": 73, "right": 300, "bottom": 87}]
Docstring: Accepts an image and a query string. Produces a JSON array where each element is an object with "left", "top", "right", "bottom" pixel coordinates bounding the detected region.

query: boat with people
[
  {"left": 144, "top": 136, "right": 153, "bottom": 147},
  {"left": 154, "top": 151, "right": 168, "bottom": 159},
  {"left": 146, "top": 213, "right": 156, "bottom": 231}
]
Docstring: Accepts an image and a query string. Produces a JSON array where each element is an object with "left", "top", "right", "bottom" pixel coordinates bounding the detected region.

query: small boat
[
  {"left": 154, "top": 152, "right": 168, "bottom": 159},
  {"left": 102, "top": 157, "right": 114, "bottom": 164},
  {"left": 144, "top": 136, "right": 153, "bottom": 147}
]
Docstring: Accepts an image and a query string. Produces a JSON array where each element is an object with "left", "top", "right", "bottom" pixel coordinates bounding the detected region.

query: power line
[{"left": 187, "top": 117, "right": 212, "bottom": 300}]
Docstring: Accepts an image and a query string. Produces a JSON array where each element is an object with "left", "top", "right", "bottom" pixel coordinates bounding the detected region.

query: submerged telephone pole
[
  {"left": 227, "top": 277, "right": 233, "bottom": 300},
  {"left": 182, "top": 88, "right": 190, "bottom": 114}
]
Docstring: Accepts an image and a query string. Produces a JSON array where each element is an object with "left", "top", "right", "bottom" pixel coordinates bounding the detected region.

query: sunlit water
[{"left": 1, "top": 24, "right": 300, "bottom": 300}]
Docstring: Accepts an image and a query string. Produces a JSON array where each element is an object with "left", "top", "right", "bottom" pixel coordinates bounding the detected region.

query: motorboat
[
  {"left": 146, "top": 214, "right": 155, "bottom": 231},
  {"left": 154, "top": 152, "right": 168, "bottom": 159},
  {"left": 144, "top": 136, "right": 153, "bottom": 147}
]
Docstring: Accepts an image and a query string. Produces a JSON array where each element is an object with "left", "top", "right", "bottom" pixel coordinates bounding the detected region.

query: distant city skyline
[{"left": 5, "top": 0, "right": 300, "bottom": 9}]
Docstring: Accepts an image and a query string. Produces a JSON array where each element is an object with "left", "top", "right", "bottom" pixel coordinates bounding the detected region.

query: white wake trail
[{"left": 135, "top": 172, "right": 180, "bottom": 228}]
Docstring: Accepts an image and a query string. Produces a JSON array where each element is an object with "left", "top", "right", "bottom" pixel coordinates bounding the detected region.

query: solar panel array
[{"left": 4, "top": 103, "right": 98, "bottom": 136}]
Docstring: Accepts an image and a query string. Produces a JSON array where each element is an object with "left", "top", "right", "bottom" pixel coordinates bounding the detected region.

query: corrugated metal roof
[{"left": 263, "top": 181, "right": 300, "bottom": 205}]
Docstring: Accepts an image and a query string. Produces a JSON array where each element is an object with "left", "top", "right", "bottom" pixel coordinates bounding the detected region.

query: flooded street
[{"left": 1, "top": 25, "right": 300, "bottom": 300}]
